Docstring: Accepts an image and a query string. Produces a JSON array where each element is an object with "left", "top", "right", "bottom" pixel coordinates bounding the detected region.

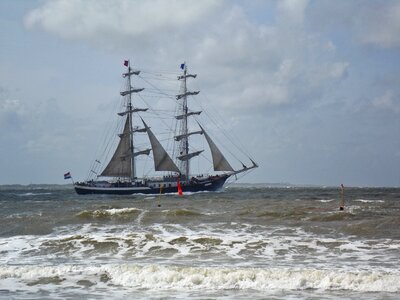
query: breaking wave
[
  {"left": 0, "top": 264, "right": 399, "bottom": 293},
  {"left": 76, "top": 208, "right": 141, "bottom": 219},
  {"left": 354, "top": 199, "right": 385, "bottom": 203},
  {"left": 17, "top": 192, "right": 52, "bottom": 197}
]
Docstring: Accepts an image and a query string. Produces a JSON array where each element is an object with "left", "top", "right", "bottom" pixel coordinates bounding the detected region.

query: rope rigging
[{"left": 87, "top": 64, "right": 257, "bottom": 182}]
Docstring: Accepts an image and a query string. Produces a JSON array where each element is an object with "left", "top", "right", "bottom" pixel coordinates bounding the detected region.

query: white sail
[
  {"left": 142, "top": 119, "right": 180, "bottom": 173},
  {"left": 198, "top": 124, "right": 234, "bottom": 172},
  {"left": 100, "top": 117, "right": 132, "bottom": 177}
]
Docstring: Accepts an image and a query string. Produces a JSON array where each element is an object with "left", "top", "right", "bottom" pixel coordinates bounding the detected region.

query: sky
[{"left": 0, "top": 0, "right": 399, "bottom": 187}]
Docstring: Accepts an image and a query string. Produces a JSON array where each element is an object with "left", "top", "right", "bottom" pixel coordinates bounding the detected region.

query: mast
[
  {"left": 128, "top": 64, "right": 134, "bottom": 180},
  {"left": 182, "top": 66, "right": 189, "bottom": 179},
  {"left": 121, "top": 60, "right": 144, "bottom": 181},
  {"left": 100, "top": 60, "right": 149, "bottom": 180},
  {"left": 176, "top": 63, "right": 200, "bottom": 181}
]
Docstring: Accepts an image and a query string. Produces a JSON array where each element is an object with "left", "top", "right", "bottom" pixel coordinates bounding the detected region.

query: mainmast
[{"left": 176, "top": 63, "right": 201, "bottom": 181}]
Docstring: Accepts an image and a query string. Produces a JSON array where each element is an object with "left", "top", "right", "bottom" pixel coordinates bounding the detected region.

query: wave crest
[
  {"left": 1, "top": 264, "right": 399, "bottom": 293},
  {"left": 76, "top": 208, "right": 141, "bottom": 219}
]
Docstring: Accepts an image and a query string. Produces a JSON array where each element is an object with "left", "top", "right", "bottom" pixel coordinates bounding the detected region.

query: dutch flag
[{"left": 64, "top": 172, "right": 72, "bottom": 180}]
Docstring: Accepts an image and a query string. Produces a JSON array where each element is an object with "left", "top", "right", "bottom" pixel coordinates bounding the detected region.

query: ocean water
[{"left": 0, "top": 185, "right": 399, "bottom": 299}]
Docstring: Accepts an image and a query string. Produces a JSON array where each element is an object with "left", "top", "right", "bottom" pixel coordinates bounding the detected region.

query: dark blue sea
[{"left": 0, "top": 184, "right": 399, "bottom": 299}]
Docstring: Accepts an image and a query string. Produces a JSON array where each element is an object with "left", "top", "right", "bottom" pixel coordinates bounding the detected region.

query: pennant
[
  {"left": 124, "top": 60, "right": 129, "bottom": 67},
  {"left": 180, "top": 63, "right": 185, "bottom": 70}
]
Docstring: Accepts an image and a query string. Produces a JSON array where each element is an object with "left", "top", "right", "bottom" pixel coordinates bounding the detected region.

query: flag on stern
[{"left": 64, "top": 172, "right": 72, "bottom": 180}]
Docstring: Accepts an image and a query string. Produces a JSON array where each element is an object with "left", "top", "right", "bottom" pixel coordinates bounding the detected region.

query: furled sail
[
  {"left": 175, "top": 111, "right": 201, "bottom": 120},
  {"left": 198, "top": 124, "right": 234, "bottom": 172},
  {"left": 118, "top": 108, "right": 148, "bottom": 116},
  {"left": 120, "top": 88, "right": 144, "bottom": 96},
  {"left": 142, "top": 119, "right": 180, "bottom": 173},
  {"left": 133, "top": 149, "right": 151, "bottom": 157},
  {"left": 174, "top": 130, "right": 203, "bottom": 141},
  {"left": 176, "top": 91, "right": 199, "bottom": 100},
  {"left": 100, "top": 117, "right": 132, "bottom": 177},
  {"left": 177, "top": 150, "right": 204, "bottom": 161}
]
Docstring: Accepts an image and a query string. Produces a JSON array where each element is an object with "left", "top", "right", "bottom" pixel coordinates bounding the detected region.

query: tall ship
[{"left": 74, "top": 61, "right": 257, "bottom": 195}]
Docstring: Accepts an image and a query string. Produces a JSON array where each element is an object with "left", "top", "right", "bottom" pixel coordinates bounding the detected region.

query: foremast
[
  {"left": 100, "top": 60, "right": 148, "bottom": 181},
  {"left": 127, "top": 62, "right": 135, "bottom": 180},
  {"left": 176, "top": 63, "right": 201, "bottom": 181}
]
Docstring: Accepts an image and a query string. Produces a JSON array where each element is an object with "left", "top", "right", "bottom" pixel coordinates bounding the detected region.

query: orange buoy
[{"left": 177, "top": 181, "right": 183, "bottom": 196}]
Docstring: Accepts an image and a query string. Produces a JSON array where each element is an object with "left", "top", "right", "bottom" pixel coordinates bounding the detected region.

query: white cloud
[
  {"left": 0, "top": 90, "right": 26, "bottom": 132},
  {"left": 24, "top": 0, "right": 220, "bottom": 42},
  {"left": 355, "top": 2, "right": 400, "bottom": 48},
  {"left": 330, "top": 62, "right": 349, "bottom": 79},
  {"left": 308, "top": 1, "right": 400, "bottom": 49},
  {"left": 277, "top": 0, "right": 309, "bottom": 28},
  {"left": 0, "top": 98, "right": 23, "bottom": 114},
  {"left": 372, "top": 90, "right": 400, "bottom": 113},
  {"left": 24, "top": 0, "right": 349, "bottom": 112}
]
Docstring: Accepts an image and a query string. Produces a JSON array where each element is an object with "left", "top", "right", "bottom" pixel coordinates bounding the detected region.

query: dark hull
[{"left": 74, "top": 175, "right": 229, "bottom": 195}]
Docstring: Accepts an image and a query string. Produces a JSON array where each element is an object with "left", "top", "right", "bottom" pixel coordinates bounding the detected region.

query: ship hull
[{"left": 74, "top": 175, "right": 229, "bottom": 195}]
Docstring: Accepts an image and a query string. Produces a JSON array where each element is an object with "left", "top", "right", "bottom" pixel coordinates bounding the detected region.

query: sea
[{"left": 0, "top": 184, "right": 399, "bottom": 299}]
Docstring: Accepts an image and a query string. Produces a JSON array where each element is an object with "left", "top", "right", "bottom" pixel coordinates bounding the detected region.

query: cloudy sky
[{"left": 0, "top": 0, "right": 399, "bottom": 186}]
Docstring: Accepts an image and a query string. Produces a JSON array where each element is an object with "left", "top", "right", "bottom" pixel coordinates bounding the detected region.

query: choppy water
[{"left": 0, "top": 184, "right": 399, "bottom": 299}]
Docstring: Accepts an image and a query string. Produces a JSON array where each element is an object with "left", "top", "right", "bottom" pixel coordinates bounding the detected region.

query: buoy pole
[
  {"left": 339, "top": 184, "right": 345, "bottom": 211},
  {"left": 157, "top": 184, "right": 163, "bottom": 207}
]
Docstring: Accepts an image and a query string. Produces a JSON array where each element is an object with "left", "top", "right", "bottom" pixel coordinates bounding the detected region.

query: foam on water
[
  {"left": 1, "top": 221, "right": 399, "bottom": 272},
  {"left": 0, "top": 264, "right": 399, "bottom": 293},
  {"left": 76, "top": 207, "right": 141, "bottom": 219},
  {"left": 317, "top": 199, "right": 335, "bottom": 203},
  {"left": 17, "top": 192, "right": 52, "bottom": 197},
  {"left": 1, "top": 186, "right": 399, "bottom": 299},
  {"left": 354, "top": 199, "right": 385, "bottom": 203}
]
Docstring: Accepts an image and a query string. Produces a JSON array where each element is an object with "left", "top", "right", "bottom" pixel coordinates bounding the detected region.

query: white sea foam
[
  {"left": 101, "top": 207, "right": 140, "bottom": 215},
  {"left": 0, "top": 264, "right": 399, "bottom": 293},
  {"left": 1, "top": 222, "right": 399, "bottom": 275},
  {"left": 318, "top": 199, "right": 335, "bottom": 203},
  {"left": 77, "top": 207, "right": 141, "bottom": 218},
  {"left": 354, "top": 199, "right": 385, "bottom": 203},
  {"left": 17, "top": 192, "right": 52, "bottom": 196}
]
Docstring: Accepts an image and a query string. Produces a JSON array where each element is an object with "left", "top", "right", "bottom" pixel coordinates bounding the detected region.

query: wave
[
  {"left": 0, "top": 264, "right": 399, "bottom": 293},
  {"left": 308, "top": 211, "right": 355, "bottom": 222},
  {"left": 17, "top": 192, "right": 52, "bottom": 196},
  {"left": 76, "top": 207, "right": 141, "bottom": 219},
  {"left": 3, "top": 225, "right": 399, "bottom": 269},
  {"left": 164, "top": 209, "right": 202, "bottom": 217},
  {"left": 317, "top": 199, "right": 335, "bottom": 203},
  {"left": 354, "top": 199, "right": 385, "bottom": 203}
]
